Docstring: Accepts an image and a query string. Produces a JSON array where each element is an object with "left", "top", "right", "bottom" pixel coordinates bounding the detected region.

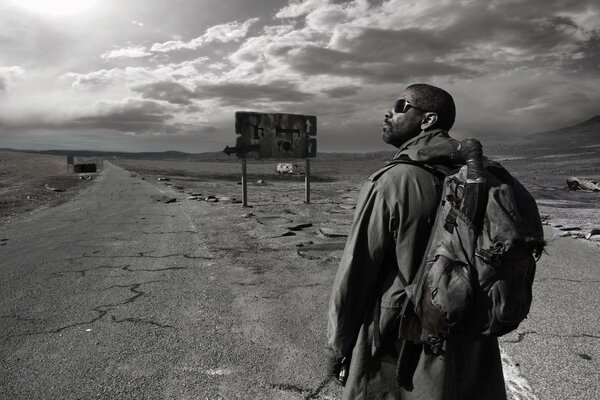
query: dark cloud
[
  {"left": 283, "top": 45, "right": 473, "bottom": 84},
  {"left": 70, "top": 99, "right": 175, "bottom": 134},
  {"left": 132, "top": 81, "right": 196, "bottom": 105},
  {"left": 193, "top": 80, "right": 313, "bottom": 106}
]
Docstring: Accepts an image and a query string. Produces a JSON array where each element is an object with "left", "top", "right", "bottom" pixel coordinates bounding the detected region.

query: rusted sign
[{"left": 231, "top": 112, "right": 317, "bottom": 159}]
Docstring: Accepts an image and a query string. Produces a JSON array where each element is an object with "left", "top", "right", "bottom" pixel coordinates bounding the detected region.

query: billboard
[{"left": 233, "top": 112, "right": 317, "bottom": 159}]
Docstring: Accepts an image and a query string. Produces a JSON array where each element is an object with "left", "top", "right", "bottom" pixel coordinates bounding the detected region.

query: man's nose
[{"left": 384, "top": 111, "right": 392, "bottom": 120}]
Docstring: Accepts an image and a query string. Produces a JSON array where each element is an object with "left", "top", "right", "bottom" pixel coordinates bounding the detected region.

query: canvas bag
[{"left": 400, "top": 138, "right": 545, "bottom": 354}]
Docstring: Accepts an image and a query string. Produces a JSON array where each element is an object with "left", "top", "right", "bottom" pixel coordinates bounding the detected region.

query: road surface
[{"left": 1, "top": 162, "right": 598, "bottom": 399}]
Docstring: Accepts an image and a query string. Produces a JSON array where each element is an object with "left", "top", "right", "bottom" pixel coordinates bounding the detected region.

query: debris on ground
[
  {"left": 150, "top": 195, "right": 177, "bottom": 204},
  {"left": 566, "top": 177, "right": 600, "bottom": 192},
  {"left": 256, "top": 179, "right": 265, "bottom": 185},
  {"left": 286, "top": 222, "right": 313, "bottom": 231},
  {"left": 296, "top": 242, "right": 346, "bottom": 259},
  {"left": 586, "top": 229, "right": 600, "bottom": 240},
  {"left": 205, "top": 195, "right": 218, "bottom": 203},
  {"left": 44, "top": 184, "right": 64, "bottom": 192},
  {"left": 158, "top": 177, "right": 170, "bottom": 181},
  {"left": 318, "top": 227, "right": 349, "bottom": 238},
  {"left": 558, "top": 226, "right": 581, "bottom": 231}
]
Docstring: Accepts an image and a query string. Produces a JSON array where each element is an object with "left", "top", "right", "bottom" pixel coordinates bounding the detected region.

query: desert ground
[{"left": 1, "top": 133, "right": 599, "bottom": 399}]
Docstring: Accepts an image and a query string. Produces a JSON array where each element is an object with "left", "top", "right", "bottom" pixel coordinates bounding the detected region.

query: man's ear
[{"left": 421, "top": 112, "right": 438, "bottom": 130}]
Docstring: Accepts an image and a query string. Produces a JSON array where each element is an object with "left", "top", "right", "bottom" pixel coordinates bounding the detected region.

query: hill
[{"left": 530, "top": 114, "right": 600, "bottom": 142}]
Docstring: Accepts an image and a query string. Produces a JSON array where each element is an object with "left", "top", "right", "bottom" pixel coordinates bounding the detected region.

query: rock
[
  {"left": 150, "top": 195, "right": 177, "bottom": 204},
  {"left": 558, "top": 226, "right": 581, "bottom": 231},
  {"left": 241, "top": 213, "right": 255, "bottom": 218},
  {"left": 158, "top": 177, "right": 170, "bottom": 181},
  {"left": 339, "top": 204, "right": 355, "bottom": 210},
  {"left": 256, "top": 179, "right": 265, "bottom": 185},
  {"left": 318, "top": 227, "right": 349, "bottom": 238},
  {"left": 187, "top": 196, "right": 199, "bottom": 200},
  {"left": 585, "top": 229, "right": 600, "bottom": 240},
  {"left": 205, "top": 195, "right": 218, "bottom": 203},
  {"left": 286, "top": 222, "right": 313, "bottom": 231},
  {"left": 44, "top": 184, "right": 64, "bottom": 192}
]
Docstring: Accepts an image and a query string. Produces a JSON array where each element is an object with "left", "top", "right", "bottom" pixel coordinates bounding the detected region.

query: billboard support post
[
  {"left": 241, "top": 158, "right": 248, "bottom": 207},
  {"left": 305, "top": 158, "right": 310, "bottom": 204}
]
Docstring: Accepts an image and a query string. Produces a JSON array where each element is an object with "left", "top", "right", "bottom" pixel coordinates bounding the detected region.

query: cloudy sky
[{"left": 0, "top": 0, "right": 598, "bottom": 153}]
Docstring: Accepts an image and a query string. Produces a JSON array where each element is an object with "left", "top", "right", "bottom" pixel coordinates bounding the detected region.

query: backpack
[{"left": 398, "top": 138, "right": 545, "bottom": 355}]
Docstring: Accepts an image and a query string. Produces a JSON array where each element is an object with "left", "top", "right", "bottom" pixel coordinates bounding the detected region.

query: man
[{"left": 326, "top": 84, "right": 506, "bottom": 399}]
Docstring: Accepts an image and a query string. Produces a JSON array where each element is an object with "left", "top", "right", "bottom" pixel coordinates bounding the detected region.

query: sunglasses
[{"left": 394, "top": 98, "right": 426, "bottom": 113}]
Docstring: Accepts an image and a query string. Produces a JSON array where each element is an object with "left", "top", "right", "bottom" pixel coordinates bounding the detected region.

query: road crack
[
  {"left": 536, "top": 278, "right": 600, "bottom": 283},
  {"left": 66, "top": 251, "right": 213, "bottom": 260},
  {"left": 270, "top": 377, "right": 332, "bottom": 399},
  {"left": 503, "top": 331, "right": 600, "bottom": 343},
  {"left": 111, "top": 316, "right": 174, "bottom": 328},
  {"left": 53, "top": 264, "right": 188, "bottom": 277},
  {"left": 5, "top": 280, "right": 167, "bottom": 338}
]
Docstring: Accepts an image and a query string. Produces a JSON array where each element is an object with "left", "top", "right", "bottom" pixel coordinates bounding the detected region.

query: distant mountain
[
  {"left": 530, "top": 115, "right": 600, "bottom": 141},
  {"left": 0, "top": 147, "right": 395, "bottom": 162}
]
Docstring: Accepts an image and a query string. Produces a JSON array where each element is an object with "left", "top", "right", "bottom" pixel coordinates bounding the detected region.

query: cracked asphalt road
[
  {"left": 0, "top": 162, "right": 343, "bottom": 399},
  {"left": 1, "top": 161, "right": 599, "bottom": 399}
]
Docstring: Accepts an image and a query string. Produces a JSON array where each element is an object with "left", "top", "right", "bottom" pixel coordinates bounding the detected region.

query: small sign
[{"left": 233, "top": 112, "right": 317, "bottom": 159}]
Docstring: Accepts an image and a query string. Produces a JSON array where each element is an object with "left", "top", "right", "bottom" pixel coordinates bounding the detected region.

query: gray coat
[{"left": 327, "top": 130, "right": 507, "bottom": 400}]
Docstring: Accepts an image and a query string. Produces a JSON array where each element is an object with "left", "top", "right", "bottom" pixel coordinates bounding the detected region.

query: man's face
[{"left": 382, "top": 89, "right": 424, "bottom": 148}]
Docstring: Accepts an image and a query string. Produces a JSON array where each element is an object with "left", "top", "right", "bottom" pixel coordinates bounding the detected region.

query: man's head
[{"left": 382, "top": 83, "right": 456, "bottom": 148}]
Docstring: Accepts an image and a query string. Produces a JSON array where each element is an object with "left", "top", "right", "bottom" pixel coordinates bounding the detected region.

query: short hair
[{"left": 407, "top": 83, "right": 456, "bottom": 131}]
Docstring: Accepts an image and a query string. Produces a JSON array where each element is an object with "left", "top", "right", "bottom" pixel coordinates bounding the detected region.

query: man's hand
[
  {"left": 326, "top": 349, "right": 349, "bottom": 386},
  {"left": 326, "top": 352, "right": 343, "bottom": 379}
]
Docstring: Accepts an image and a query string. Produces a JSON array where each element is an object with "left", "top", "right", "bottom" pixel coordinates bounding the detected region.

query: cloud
[
  {"left": 101, "top": 46, "right": 152, "bottom": 60},
  {"left": 62, "top": 57, "right": 210, "bottom": 89},
  {"left": 0, "top": 66, "right": 26, "bottom": 92},
  {"left": 321, "top": 85, "right": 360, "bottom": 98},
  {"left": 192, "top": 80, "right": 313, "bottom": 107},
  {"left": 151, "top": 17, "right": 260, "bottom": 52},
  {"left": 131, "top": 81, "right": 196, "bottom": 105},
  {"left": 69, "top": 98, "right": 176, "bottom": 134},
  {"left": 275, "top": 0, "right": 323, "bottom": 19}
]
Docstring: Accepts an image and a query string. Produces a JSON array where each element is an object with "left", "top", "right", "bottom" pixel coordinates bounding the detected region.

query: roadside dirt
[{"left": 0, "top": 151, "right": 101, "bottom": 225}]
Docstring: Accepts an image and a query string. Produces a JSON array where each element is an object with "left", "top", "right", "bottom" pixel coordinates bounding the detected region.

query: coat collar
[{"left": 392, "top": 128, "right": 460, "bottom": 166}]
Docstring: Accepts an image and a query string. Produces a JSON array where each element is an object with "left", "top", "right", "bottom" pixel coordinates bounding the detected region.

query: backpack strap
[{"left": 371, "top": 159, "right": 451, "bottom": 353}]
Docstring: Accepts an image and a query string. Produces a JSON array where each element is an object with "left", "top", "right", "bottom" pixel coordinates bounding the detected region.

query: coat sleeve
[{"left": 327, "top": 179, "right": 394, "bottom": 360}]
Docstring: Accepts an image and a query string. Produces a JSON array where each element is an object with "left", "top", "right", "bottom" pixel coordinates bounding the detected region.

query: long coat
[{"left": 327, "top": 129, "right": 506, "bottom": 400}]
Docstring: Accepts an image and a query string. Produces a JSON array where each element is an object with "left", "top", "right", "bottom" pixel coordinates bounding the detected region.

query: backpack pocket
[
  {"left": 420, "top": 255, "right": 474, "bottom": 339},
  {"left": 487, "top": 272, "right": 531, "bottom": 336}
]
